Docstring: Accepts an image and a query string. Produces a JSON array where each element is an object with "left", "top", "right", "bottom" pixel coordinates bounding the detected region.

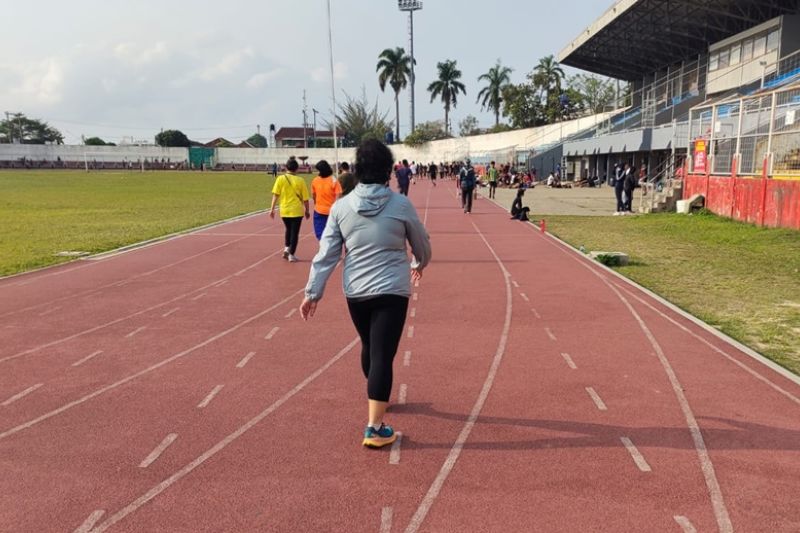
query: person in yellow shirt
[
  {"left": 310, "top": 160, "right": 342, "bottom": 240},
  {"left": 270, "top": 157, "right": 310, "bottom": 262}
]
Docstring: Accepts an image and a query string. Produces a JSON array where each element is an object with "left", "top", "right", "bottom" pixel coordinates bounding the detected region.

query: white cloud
[
  {"left": 199, "top": 47, "right": 255, "bottom": 81},
  {"left": 1, "top": 58, "right": 65, "bottom": 106},
  {"left": 246, "top": 68, "right": 285, "bottom": 89},
  {"left": 113, "top": 42, "right": 168, "bottom": 66},
  {"left": 310, "top": 62, "right": 348, "bottom": 84}
]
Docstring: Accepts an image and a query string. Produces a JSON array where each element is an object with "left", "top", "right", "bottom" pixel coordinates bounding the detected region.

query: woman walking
[
  {"left": 300, "top": 139, "right": 432, "bottom": 448},
  {"left": 270, "top": 157, "right": 310, "bottom": 262},
  {"left": 310, "top": 160, "right": 342, "bottom": 240}
]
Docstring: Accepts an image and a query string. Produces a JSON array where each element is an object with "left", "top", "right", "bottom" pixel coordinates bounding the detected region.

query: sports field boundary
[{"left": 479, "top": 192, "right": 800, "bottom": 385}]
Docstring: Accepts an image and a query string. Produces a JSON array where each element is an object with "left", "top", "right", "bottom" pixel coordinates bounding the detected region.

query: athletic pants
[
  {"left": 489, "top": 181, "right": 497, "bottom": 199},
  {"left": 347, "top": 295, "right": 409, "bottom": 402},
  {"left": 313, "top": 211, "right": 328, "bottom": 240},
  {"left": 614, "top": 185, "right": 624, "bottom": 212},
  {"left": 282, "top": 217, "right": 303, "bottom": 254},
  {"left": 461, "top": 187, "right": 474, "bottom": 212}
]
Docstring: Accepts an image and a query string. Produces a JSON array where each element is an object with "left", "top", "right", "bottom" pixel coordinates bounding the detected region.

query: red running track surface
[{"left": 1, "top": 185, "right": 799, "bottom": 532}]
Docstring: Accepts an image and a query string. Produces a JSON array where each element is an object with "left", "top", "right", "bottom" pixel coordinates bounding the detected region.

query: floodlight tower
[{"left": 398, "top": 0, "right": 422, "bottom": 135}]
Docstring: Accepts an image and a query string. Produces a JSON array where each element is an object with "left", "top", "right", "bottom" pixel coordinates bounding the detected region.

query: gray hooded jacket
[{"left": 304, "top": 183, "right": 431, "bottom": 301}]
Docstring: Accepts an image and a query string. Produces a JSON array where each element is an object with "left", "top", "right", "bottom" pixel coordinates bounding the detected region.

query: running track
[{"left": 1, "top": 183, "right": 799, "bottom": 532}]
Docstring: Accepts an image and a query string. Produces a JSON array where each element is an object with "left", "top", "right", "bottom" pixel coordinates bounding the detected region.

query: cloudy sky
[{"left": 1, "top": 0, "right": 609, "bottom": 144}]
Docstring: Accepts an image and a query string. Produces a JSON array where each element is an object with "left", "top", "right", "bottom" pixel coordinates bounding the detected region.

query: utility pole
[
  {"left": 398, "top": 1, "right": 423, "bottom": 135},
  {"left": 302, "top": 90, "right": 309, "bottom": 148},
  {"left": 312, "top": 109, "right": 319, "bottom": 148},
  {"left": 3, "top": 111, "right": 11, "bottom": 144}
]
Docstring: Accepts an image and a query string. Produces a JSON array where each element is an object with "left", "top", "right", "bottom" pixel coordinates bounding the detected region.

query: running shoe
[
  {"left": 362, "top": 423, "right": 397, "bottom": 448},
  {"left": 282, "top": 247, "right": 290, "bottom": 259},
  {"left": 288, "top": 254, "right": 298, "bottom": 263}
]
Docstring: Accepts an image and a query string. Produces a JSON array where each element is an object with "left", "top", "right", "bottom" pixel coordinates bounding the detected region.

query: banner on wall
[{"left": 693, "top": 139, "right": 707, "bottom": 174}]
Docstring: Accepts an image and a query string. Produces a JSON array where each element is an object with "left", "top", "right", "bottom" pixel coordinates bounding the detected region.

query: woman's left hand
[
  {"left": 300, "top": 298, "right": 318, "bottom": 320},
  {"left": 411, "top": 268, "right": 423, "bottom": 282}
]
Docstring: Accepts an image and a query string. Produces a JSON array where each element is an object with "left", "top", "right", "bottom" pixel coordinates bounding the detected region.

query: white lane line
[
  {"left": 561, "top": 352, "right": 577, "bottom": 370},
  {"left": 161, "top": 307, "right": 180, "bottom": 318},
  {"left": 380, "top": 507, "right": 393, "bottom": 533},
  {"left": 404, "top": 220, "right": 512, "bottom": 533},
  {"left": 410, "top": 308, "right": 417, "bottom": 318},
  {"left": 519, "top": 293, "right": 530, "bottom": 302},
  {"left": 72, "top": 350, "right": 104, "bottom": 367},
  {"left": 197, "top": 385, "right": 224, "bottom": 408},
  {"left": 88, "top": 338, "right": 359, "bottom": 532},
  {"left": 585, "top": 387, "right": 607, "bottom": 411},
  {"left": 139, "top": 434, "right": 178, "bottom": 468},
  {"left": 74, "top": 510, "right": 105, "bottom": 533},
  {"left": 403, "top": 350, "right": 412, "bottom": 367},
  {"left": 191, "top": 292, "right": 207, "bottom": 301},
  {"left": 264, "top": 327, "right": 280, "bottom": 340},
  {"left": 531, "top": 308, "right": 541, "bottom": 319},
  {"left": 414, "top": 280, "right": 420, "bottom": 288},
  {"left": 545, "top": 327, "right": 557, "bottom": 341},
  {"left": 38, "top": 306, "right": 62, "bottom": 317},
  {"left": 215, "top": 280, "right": 229, "bottom": 288},
  {"left": 284, "top": 308, "right": 297, "bottom": 319},
  {"left": 412, "top": 293, "right": 419, "bottom": 302},
  {"left": 389, "top": 432, "right": 404, "bottom": 465},
  {"left": 125, "top": 326, "right": 147, "bottom": 339},
  {"left": 0, "top": 289, "right": 303, "bottom": 442},
  {"left": 512, "top": 280, "right": 520, "bottom": 288},
  {"left": 407, "top": 325, "right": 415, "bottom": 339},
  {"left": 2, "top": 383, "right": 44, "bottom": 407},
  {"left": 236, "top": 352, "right": 256, "bottom": 369},
  {"left": 398, "top": 384, "right": 408, "bottom": 405},
  {"left": 674, "top": 516, "right": 697, "bottom": 533},
  {"left": 620, "top": 437, "right": 652, "bottom": 472}
]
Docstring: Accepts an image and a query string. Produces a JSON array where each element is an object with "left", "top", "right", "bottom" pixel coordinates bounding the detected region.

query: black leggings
[
  {"left": 282, "top": 217, "right": 303, "bottom": 254},
  {"left": 347, "top": 295, "right": 409, "bottom": 402}
]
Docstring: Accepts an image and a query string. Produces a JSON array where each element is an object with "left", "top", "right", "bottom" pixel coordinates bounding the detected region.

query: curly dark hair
[
  {"left": 355, "top": 139, "right": 394, "bottom": 185},
  {"left": 315, "top": 160, "right": 333, "bottom": 177}
]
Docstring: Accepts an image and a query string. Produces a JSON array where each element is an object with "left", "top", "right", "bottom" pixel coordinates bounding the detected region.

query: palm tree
[
  {"left": 377, "top": 47, "right": 412, "bottom": 142},
  {"left": 477, "top": 61, "right": 513, "bottom": 126},
  {"left": 428, "top": 60, "right": 467, "bottom": 135},
  {"left": 533, "top": 55, "right": 565, "bottom": 103}
]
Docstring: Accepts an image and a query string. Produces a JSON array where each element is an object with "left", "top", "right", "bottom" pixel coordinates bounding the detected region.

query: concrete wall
[{"left": 0, "top": 144, "right": 188, "bottom": 162}]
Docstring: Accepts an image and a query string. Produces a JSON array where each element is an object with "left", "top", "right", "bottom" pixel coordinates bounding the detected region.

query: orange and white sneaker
[{"left": 362, "top": 423, "right": 397, "bottom": 448}]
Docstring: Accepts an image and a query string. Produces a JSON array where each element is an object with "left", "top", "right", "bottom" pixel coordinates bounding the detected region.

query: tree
[
  {"left": 403, "top": 120, "right": 449, "bottom": 147},
  {"left": 377, "top": 47, "right": 413, "bottom": 143},
  {"left": 428, "top": 60, "right": 466, "bottom": 136},
  {"left": 477, "top": 61, "right": 513, "bottom": 126},
  {"left": 568, "top": 74, "right": 616, "bottom": 114},
  {"left": 501, "top": 82, "right": 545, "bottom": 129},
  {"left": 327, "top": 89, "right": 393, "bottom": 147},
  {"left": 0, "top": 113, "right": 63, "bottom": 144},
  {"left": 155, "top": 129, "right": 191, "bottom": 147},
  {"left": 533, "top": 55, "right": 566, "bottom": 122},
  {"left": 247, "top": 133, "right": 268, "bottom": 148},
  {"left": 458, "top": 115, "right": 481, "bottom": 137},
  {"left": 84, "top": 137, "right": 108, "bottom": 146}
]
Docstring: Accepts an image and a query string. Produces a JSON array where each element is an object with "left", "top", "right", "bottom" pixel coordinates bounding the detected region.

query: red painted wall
[{"left": 684, "top": 175, "right": 800, "bottom": 230}]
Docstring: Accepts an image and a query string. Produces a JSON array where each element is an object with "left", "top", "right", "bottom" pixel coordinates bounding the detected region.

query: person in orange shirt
[{"left": 311, "top": 160, "right": 342, "bottom": 240}]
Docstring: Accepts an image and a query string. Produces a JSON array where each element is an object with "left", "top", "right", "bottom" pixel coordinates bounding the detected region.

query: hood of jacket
[{"left": 352, "top": 183, "right": 392, "bottom": 217}]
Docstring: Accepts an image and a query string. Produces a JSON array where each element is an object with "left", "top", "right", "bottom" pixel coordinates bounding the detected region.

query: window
[
  {"left": 709, "top": 52, "right": 719, "bottom": 71},
  {"left": 718, "top": 49, "right": 730, "bottom": 69},
  {"left": 754, "top": 35, "right": 766, "bottom": 57},
  {"left": 767, "top": 29, "right": 780, "bottom": 52},
  {"left": 730, "top": 44, "right": 741, "bottom": 65},
  {"left": 741, "top": 39, "right": 753, "bottom": 62}
]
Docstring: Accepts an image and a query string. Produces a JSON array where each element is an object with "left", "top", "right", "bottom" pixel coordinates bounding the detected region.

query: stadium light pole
[
  {"left": 398, "top": 0, "right": 422, "bottom": 135},
  {"left": 326, "top": 0, "right": 340, "bottom": 176}
]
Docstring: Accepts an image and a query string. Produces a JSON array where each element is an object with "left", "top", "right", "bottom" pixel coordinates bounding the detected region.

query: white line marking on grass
[
  {"left": 236, "top": 352, "right": 256, "bottom": 369},
  {"left": 561, "top": 352, "right": 577, "bottom": 370},
  {"left": 585, "top": 387, "right": 607, "bottom": 411},
  {"left": 2, "top": 383, "right": 43, "bottom": 406},
  {"left": 403, "top": 350, "right": 412, "bottom": 367},
  {"left": 412, "top": 293, "right": 419, "bottom": 302},
  {"left": 284, "top": 308, "right": 297, "bottom": 319},
  {"left": 410, "top": 308, "right": 417, "bottom": 318},
  {"left": 74, "top": 510, "right": 105, "bottom": 533},
  {"left": 407, "top": 326, "right": 415, "bottom": 339},
  {"left": 161, "top": 307, "right": 180, "bottom": 318},
  {"left": 125, "top": 326, "right": 147, "bottom": 339},
  {"left": 0, "top": 289, "right": 303, "bottom": 442},
  {"left": 620, "top": 437, "right": 651, "bottom": 472},
  {"left": 674, "top": 516, "right": 697, "bottom": 533},
  {"left": 520, "top": 293, "right": 530, "bottom": 302},
  {"left": 545, "top": 327, "right": 557, "bottom": 341},
  {"left": 139, "top": 434, "right": 178, "bottom": 468},
  {"left": 398, "top": 384, "right": 408, "bottom": 405},
  {"left": 380, "top": 507, "right": 393, "bottom": 533},
  {"left": 72, "top": 350, "right": 104, "bottom": 367},
  {"left": 264, "top": 327, "right": 279, "bottom": 340},
  {"left": 191, "top": 293, "right": 207, "bottom": 301},
  {"left": 197, "top": 385, "right": 224, "bottom": 408},
  {"left": 87, "top": 338, "right": 359, "bottom": 532},
  {"left": 389, "top": 432, "right": 404, "bottom": 465},
  {"left": 404, "top": 221, "right": 512, "bottom": 533},
  {"left": 38, "top": 306, "right": 62, "bottom": 317}
]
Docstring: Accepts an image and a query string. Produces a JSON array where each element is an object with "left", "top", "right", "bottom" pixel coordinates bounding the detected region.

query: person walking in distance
[
  {"left": 623, "top": 163, "right": 637, "bottom": 213},
  {"left": 270, "top": 157, "right": 310, "bottom": 262},
  {"left": 300, "top": 139, "right": 432, "bottom": 448},
  {"left": 487, "top": 160, "right": 499, "bottom": 199},
  {"left": 429, "top": 161, "right": 438, "bottom": 187},
  {"left": 458, "top": 159, "right": 477, "bottom": 214},
  {"left": 310, "top": 160, "right": 342, "bottom": 240},
  {"left": 613, "top": 162, "right": 625, "bottom": 215},
  {"left": 396, "top": 159, "right": 412, "bottom": 196},
  {"left": 338, "top": 162, "right": 356, "bottom": 196}
]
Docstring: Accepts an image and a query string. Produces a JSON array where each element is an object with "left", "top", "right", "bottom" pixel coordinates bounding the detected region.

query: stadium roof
[{"left": 558, "top": 0, "right": 800, "bottom": 80}]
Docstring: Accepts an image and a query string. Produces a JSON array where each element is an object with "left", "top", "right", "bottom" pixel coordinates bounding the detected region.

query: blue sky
[{"left": 0, "top": 0, "right": 611, "bottom": 144}]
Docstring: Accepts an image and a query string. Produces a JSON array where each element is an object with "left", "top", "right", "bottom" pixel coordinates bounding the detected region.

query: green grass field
[
  {"left": 542, "top": 211, "right": 800, "bottom": 375},
  {"left": 0, "top": 170, "right": 312, "bottom": 276}
]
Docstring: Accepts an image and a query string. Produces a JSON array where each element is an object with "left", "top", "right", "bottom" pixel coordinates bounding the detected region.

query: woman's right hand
[
  {"left": 411, "top": 268, "right": 423, "bottom": 282},
  {"left": 300, "top": 298, "right": 318, "bottom": 320}
]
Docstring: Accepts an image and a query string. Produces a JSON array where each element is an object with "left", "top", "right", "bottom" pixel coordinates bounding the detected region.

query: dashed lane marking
[
  {"left": 161, "top": 307, "right": 180, "bottom": 318},
  {"left": 139, "top": 434, "right": 178, "bottom": 468},
  {"left": 214, "top": 280, "right": 229, "bottom": 288},
  {"left": 74, "top": 510, "right": 105, "bottom": 533},
  {"left": 389, "top": 432, "right": 404, "bottom": 465},
  {"left": 265, "top": 327, "right": 280, "bottom": 340},
  {"left": 2, "top": 383, "right": 43, "bottom": 407},
  {"left": 585, "top": 387, "right": 607, "bottom": 411},
  {"left": 197, "top": 385, "right": 224, "bottom": 408},
  {"left": 531, "top": 308, "right": 541, "bottom": 319},
  {"left": 125, "top": 326, "right": 147, "bottom": 339},
  {"left": 410, "top": 308, "right": 417, "bottom": 318},
  {"left": 512, "top": 280, "right": 520, "bottom": 288},
  {"left": 403, "top": 350, "right": 412, "bottom": 367},
  {"left": 284, "top": 308, "right": 297, "bottom": 319},
  {"left": 674, "top": 516, "right": 697, "bottom": 533},
  {"left": 561, "top": 352, "right": 577, "bottom": 370},
  {"left": 380, "top": 507, "right": 393, "bottom": 533},
  {"left": 191, "top": 292, "right": 207, "bottom": 301},
  {"left": 407, "top": 325, "right": 415, "bottom": 339},
  {"left": 72, "top": 350, "right": 104, "bottom": 367},
  {"left": 620, "top": 437, "right": 651, "bottom": 472},
  {"left": 236, "top": 352, "right": 256, "bottom": 369},
  {"left": 412, "top": 293, "right": 419, "bottom": 302},
  {"left": 519, "top": 293, "right": 530, "bottom": 302},
  {"left": 414, "top": 280, "right": 420, "bottom": 288},
  {"left": 545, "top": 327, "right": 557, "bottom": 341},
  {"left": 398, "top": 384, "right": 408, "bottom": 405}
]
